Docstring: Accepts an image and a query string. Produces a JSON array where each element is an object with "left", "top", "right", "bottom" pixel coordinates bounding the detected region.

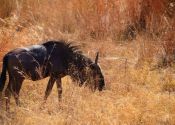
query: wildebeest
[{"left": 0, "top": 40, "right": 105, "bottom": 110}]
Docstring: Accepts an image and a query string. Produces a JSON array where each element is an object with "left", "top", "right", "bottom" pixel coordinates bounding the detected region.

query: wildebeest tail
[{"left": 0, "top": 55, "right": 8, "bottom": 92}]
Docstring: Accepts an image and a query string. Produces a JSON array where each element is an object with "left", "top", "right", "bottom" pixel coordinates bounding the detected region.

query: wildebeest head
[
  {"left": 87, "top": 52, "right": 105, "bottom": 91},
  {"left": 68, "top": 50, "right": 105, "bottom": 91}
]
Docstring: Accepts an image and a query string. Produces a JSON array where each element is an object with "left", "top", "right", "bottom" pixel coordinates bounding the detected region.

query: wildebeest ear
[{"left": 95, "top": 52, "right": 99, "bottom": 64}]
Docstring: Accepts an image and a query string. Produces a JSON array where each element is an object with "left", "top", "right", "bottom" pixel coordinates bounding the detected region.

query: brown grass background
[{"left": 0, "top": 0, "right": 175, "bottom": 125}]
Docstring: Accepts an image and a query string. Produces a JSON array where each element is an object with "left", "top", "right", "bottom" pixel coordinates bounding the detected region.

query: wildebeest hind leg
[
  {"left": 12, "top": 77, "right": 24, "bottom": 106},
  {"left": 5, "top": 80, "right": 12, "bottom": 111}
]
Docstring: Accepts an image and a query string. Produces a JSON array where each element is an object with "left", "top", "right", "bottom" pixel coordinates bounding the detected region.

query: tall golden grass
[{"left": 0, "top": 0, "right": 174, "bottom": 39}]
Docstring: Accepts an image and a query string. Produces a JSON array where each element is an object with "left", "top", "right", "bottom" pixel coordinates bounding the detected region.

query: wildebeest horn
[{"left": 95, "top": 52, "right": 99, "bottom": 64}]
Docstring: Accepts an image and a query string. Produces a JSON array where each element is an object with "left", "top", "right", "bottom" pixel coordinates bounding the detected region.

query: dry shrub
[{"left": 135, "top": 0, "right": 175, "bottom": 40}]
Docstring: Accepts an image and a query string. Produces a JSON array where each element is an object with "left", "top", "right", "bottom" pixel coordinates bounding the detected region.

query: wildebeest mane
[
  {"left": 42, "top": 40, "right": 82, "bottom": 55},
  {"left": 42, "top": 40, "right": 91, "bottom": 68}
]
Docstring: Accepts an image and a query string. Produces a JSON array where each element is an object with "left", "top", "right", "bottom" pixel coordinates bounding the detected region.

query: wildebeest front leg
[
  {"left": 56, "top": 77, "right": 62, "bottom": 101},
  {"left": 44, "top": 76, "right": 56, "bottom": 101}
]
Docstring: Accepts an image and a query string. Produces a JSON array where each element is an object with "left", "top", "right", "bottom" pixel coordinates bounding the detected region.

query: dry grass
[
  {"left": 0, "top": 0, "right": 175, "bottom": 125},
  {"left": 0, "top": 38, "right": 175, "bottom": 125}
]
